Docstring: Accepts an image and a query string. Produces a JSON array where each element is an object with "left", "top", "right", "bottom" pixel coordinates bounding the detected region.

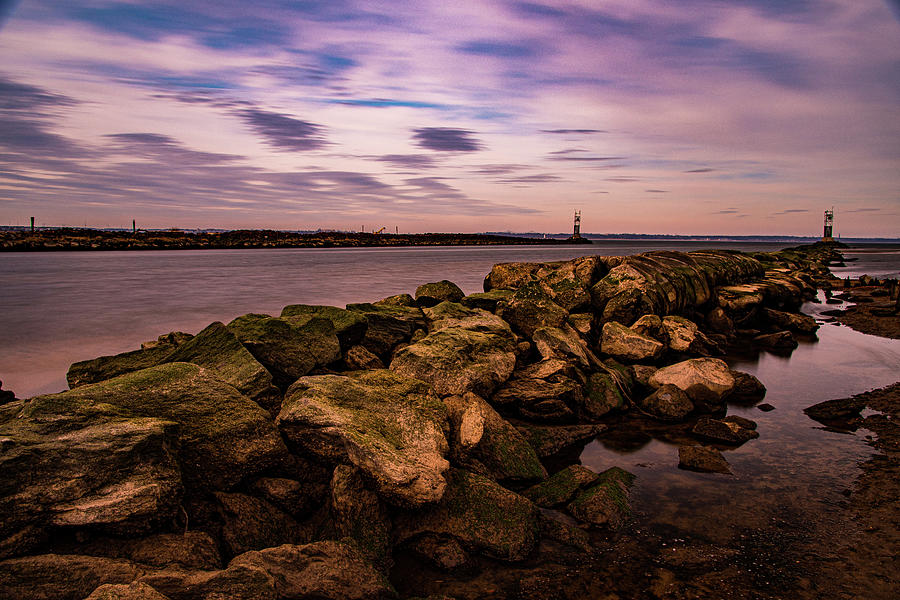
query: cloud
[
  {"left": 105, "top": 133, "right": 244, "bottom": 165},
  {"left": 772, "top": 209, "right": 809, "bottom": 215},
  {"left": 714, "top": 209, "right": 741, "bottom": 214},
  {"left": 468, "top": 164, "right": 530, "bottom": 175},
  {"left": 0, "top": 76, "right": 77, "bottom": 110},
  {"left": 541, "top": 129, "right": 607, "bottom": 134},
  {"left": 606, "top": 177, "right": 639, "bottom": 183},
  {"left": 684, "top": 168, "right": 715, "bottom": 173},
  {"left": 412, "top": 127, "right": 483, "bottom": 152},
  {"left": 547, "top": 155, "right": 625, "bottom": 162},
  {"left": 375, "top": 154, "right": 438, "bottom": 169},
  {"left": 456, "top": 40, "right": 542, "bottom": 59},
  {"left": 548, "top": 148, "right": 588, "bottom": 155},
  {"left": 844, "top": 207, "right": 881, "bottom": 213},
  {"left": 496, "top": 174, "right": 563, "bottom": 184},
  {"left": 237, "top": 108, "right": 328, "bottom": 151},
  {"left": 645, "top": 189, "right": 669, "bottom": 193}
]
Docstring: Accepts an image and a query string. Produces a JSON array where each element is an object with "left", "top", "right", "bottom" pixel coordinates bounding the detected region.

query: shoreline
[
  {"left": 3, "top": 240, "right": 899, "bottom": 599},
  {"left": 0, "top": 229, "right": 591, "bottom": 252}
]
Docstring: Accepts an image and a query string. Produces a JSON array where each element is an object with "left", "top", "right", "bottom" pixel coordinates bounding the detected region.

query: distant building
[
  {"left": 572, "top": 210, "right": 582, "bottom": 239},
  {"left": 823, "top": 209, "right": 834, "bottom": 242}
]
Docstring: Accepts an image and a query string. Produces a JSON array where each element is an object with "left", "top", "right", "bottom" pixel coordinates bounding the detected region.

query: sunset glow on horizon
[{"left": 1, "top": 0, "right": 898, "bottom": 237}]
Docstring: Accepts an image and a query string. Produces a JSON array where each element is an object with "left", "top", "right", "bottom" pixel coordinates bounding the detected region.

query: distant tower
[
  {"left": 133, "top": 219, "right": 136, "bottom": 234},
  {"left": 823, "top": 208, "right": 834, "bottom": 242},
  {"left": 30, "top": 216, "right": 34, "bottom": 232},
  {"left": 573, "top": 210, "right": 582, "bottom": 239}
]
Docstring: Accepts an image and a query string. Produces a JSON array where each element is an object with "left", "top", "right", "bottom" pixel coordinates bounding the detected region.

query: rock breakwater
[{"left": 0, "top": 243, "right": 843, "bottom": 599}]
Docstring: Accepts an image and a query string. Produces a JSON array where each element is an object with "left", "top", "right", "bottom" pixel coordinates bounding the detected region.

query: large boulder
[
  {"left": 228, "top": 541, "right": 395, "bottom": 600},
  {"left": 460, "top": 289, "right": 514, "bottom": 312},
  {"left": 277, "top": 370, "right": 450, "bottom": 508},
  {"left": 591, "top": 250, "right": 763, "bottom": 324},
  {"left": 600, "top": 321, "right": 664, "bottom": 363},
  {"left": 565, "top": 467, "right": 635, "bottom": 528},
  {"left": 390, "top": 327, "right": 516, "bottom": 398},
  {"left": 443, "top": 393, "right": 547, "bottom": 484},
  {"left": 280, "top": 304, "right": 368, "bottom": 350},
  {"left": 69, "top": 532, "right": 221, "bottom": 571},
  {"left": 85, "top": 582, "right": 170, "bottom": 600},
  {"left": 66, "top": 333, "right": 191, "bottom": 389},
  {"left": 522, "top": 465, "right": 600, "bottom": 508},
  {"left": 639, "top": 384, "right": 694, "bottom": 421},
  {"left": 496, "top": 283, "right": 569, "bottom": 337},
  {"left": 227, "top": 314, "right": 341, "bottom": 387},
  {"left": 329, "top": 465, "right": 392, "bottom": 570},
  {"left": 532, "top": 325, "right": 593, "bottom": 369},
  {"left": 163, "top": 322, "right": 280, "bottom": 410},
  {"left": 0, "top": 554, "right": 143, "bottom": 600},
  {"left": 345, "top": 302, "right": 426, "bottom": 359},
  {"left": 661, "top": 315, "right": 713, "bottom": 355},
  {"left": 422, "top": 301, "right": 513, "bottom": 336},
  {"left": 514, "top": 423, "right": 606, "bottom": 458},
  {"left": 23, "top": 363, "right": 289, "bottom": 494},
  {"left": 582, "top": 371, "right": 627, "bottom": 419},
  {"left": 484, "top": 256, "right": 606, "bottom": 312},
  {"left": 0, "top": 400, "right": 182, "bottom": 558},
  {"left": 213, "top": 492, "right": 304, "bottom": 558},
  {"left": 492, "top": 375, "right": 582, "bottom": 423},
  {"left": 762, "top": 307, "right": 819, "bottom": 334},
  {"left": 137, "top": 562, "right": 275, "bottom": 600},
  {"left": 415, "top": 280, "right": 465, "bottom": 307},
  {"left": 394, "top": 469, "right": 540, "bottom": 562},
  {"left": 648, "top": 358, "right": 735, "bottom": 406}
]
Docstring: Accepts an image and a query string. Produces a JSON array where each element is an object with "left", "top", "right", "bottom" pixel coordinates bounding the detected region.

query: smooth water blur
[
  {"left": 829, "top": 244, "right": 900, "bottom": 280},
  {"left": 580, "top": 294, "right": 900, "bottom": 543},
  {"left": 0, "top": 241, "right": 788, "bottom": 398}
]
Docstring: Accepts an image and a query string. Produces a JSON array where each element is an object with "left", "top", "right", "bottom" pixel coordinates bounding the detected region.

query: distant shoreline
[
  {"left": 2, "top": 228, "right": 898, "bottom": 252},
  {"left": 0, "top": 228, "right": 592, "bottom": 252}
]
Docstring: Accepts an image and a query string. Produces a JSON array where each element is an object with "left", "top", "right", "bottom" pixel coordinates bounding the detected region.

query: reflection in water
[{"left": 580, "top": 294, "right": 900, "bottom": 543}]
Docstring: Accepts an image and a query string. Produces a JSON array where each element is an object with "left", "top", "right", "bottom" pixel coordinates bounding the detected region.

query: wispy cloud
[
  {"left": 237, "top": 109, "right": 328, "bottom": 152},
  {"left": 412, "top": 127, "right": 483, "bottom": 152}
]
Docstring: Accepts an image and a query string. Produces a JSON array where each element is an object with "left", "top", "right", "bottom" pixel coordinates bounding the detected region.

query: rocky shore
[
  {"left": 0, "top": 228, "right": 587, "bottom": 252},
  {"left": 0, "top": 242, "right": 854, "bottom": 599}
]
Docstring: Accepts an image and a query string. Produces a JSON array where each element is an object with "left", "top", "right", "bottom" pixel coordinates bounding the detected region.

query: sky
[{"left": 0, "top": 0, "right": 898, "bottom": 236}]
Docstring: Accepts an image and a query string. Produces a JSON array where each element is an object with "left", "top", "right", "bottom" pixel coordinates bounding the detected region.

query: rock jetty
[{"left": 0, "top": 242, "right": 842, "bottom": 599}]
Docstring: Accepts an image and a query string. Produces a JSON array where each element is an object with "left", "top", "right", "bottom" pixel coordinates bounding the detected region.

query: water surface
[{"left": 0, "top": 241, "right": 788, "bottom": 398}]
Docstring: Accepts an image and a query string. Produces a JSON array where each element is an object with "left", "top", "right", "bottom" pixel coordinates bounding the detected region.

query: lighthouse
[{"left": 823, "top": 209, "right": 834, "bottom": 242}]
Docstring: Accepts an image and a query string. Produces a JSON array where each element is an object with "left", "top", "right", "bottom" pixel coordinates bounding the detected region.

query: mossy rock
[
  {"left": 566, "top": 466, "right": 635, "bottom": 527},
  {"left": 278, "top": 369, "right": 450, "bottom": 508},
  {"left": 66, "top": 342, "right": 182, "bottom": 389},
  {"left": 461, "top": 289, "right": 514, "bottom": 312},
  {"left": 390, "top": 327, "right": 516, "bottom": 398},
  {"left": 280, "top": 304, "right": 368, "bottom": 350},
  {"left": 415, "top": 280, "right": 465, "bottom": 307},
  {"left": 522, "top": 464, "right": 599, "bottom": 508},
  {"left": 496, "top": 283, "right": 569, "bottom": 337},
  {"left": 164, "top": 322, "right": 280, "bottom": 410},
  {"left": 346, "top": 302, "right": 426, "bottom": 358},
  {"left": 444, "top": 393, "right": 547, "bottom": 485},
  {"left": 227, "top": 313, "right": 340, "bottom": 387},
  {"left": 26, "top": 362, "right": 289, "bottom": 493},
  {"left": 583, "top": 372, "right": 626, "bottom": 419},
  {"left": 423, "top": 301, "right": 514, "bottom": 336},
  {"left": 394, "top": 469, "right": 540, "bottom": 562}
]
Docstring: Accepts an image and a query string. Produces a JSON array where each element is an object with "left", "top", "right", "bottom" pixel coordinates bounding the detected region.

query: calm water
[
  {"left": 581, "top": 293, "right": 900, "bottom": 544},
  {"left": 0, "top": 241, "right": 789, "bottom": 398}
]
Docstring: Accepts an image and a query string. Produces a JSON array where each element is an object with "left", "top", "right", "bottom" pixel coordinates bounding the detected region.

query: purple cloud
[
  {"left": 237, "top": 108, "right": 328, "bottom": 151},
  {"left": 412, "top": 128, "right": 483, "bottom": 152}
]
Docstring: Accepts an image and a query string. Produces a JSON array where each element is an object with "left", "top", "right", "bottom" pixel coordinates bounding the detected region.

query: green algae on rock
[{"left": 278, "top": 369, "right": 450, "bottom": 508}]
